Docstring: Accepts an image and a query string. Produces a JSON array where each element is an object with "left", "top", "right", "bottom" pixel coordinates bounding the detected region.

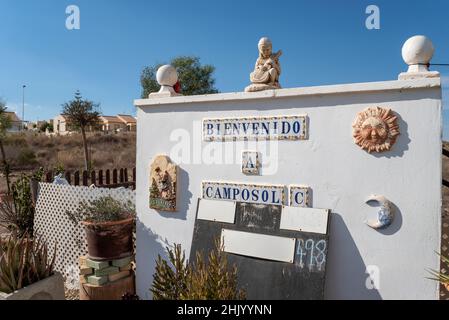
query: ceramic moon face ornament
[
  {"left": 365, "top": 195, "right": 394, "bottom": 230},
  {"left": 353, "top": 107, "right": 400, "bottom": 153}
]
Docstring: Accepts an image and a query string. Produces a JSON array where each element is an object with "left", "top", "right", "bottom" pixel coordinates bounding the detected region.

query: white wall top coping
[{"left": 134, "top": 77, "right": 441, "bottom": 108}]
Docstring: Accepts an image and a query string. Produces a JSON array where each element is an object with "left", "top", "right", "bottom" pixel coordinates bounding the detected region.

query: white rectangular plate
[
  {"left": 196, "top": 199, "right": 236, "bottom": 224},
  {"left": 221, "top": 229, "right": 296, "bottom": 263},
  {"left": 280, "top": 207, "right": 330, "bottom": 235}
]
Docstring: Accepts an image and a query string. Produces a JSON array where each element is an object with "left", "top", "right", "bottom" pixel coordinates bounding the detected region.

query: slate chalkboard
[{"left": 190, "top": 200, "right": 331, "bottom": 300}]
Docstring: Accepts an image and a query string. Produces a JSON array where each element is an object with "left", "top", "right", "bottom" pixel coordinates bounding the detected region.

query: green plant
[
  {"left": 39, "top": 121, "right": 53, "bottom": 133},
  {"left": 0, "top": 234, "right": 56, "bottom": 294},
  {"left": 17, "top": 149, "right": 37, "bottom": 167},
  {"left": 31, "top": 167, "right": 44, "bottom": 182},
  {"left": 186, "top": 240, "right": 245, "bottom": 300},
  {"left": 53, "top": 163, "right": 65, "bottom": 176},
  {"left": 151, "top": 244, "right": 190, "bottom": 300},
  {"left": 141, "top": 56, "right": 219, "bottom": 97},
  {"left": 428, "top": 253, "right": 449, "bottom": 290},
  {"left": 61, "top": 91, "right": 101, "bottom": 171},
  {"left": 0, "top": 168, "right": 43, "bottom": 237},
  {"left": 0, "top": 199, "right": 19, "bottom": 234},
  {"left": 151, "top": 239, "right": 246, "bottom": 300},
  {"left": 10, "top": 175, "right": 35, "bottom": 237},
  {"left": 66, "top": 196, "right": 135, "bottom": 224}
]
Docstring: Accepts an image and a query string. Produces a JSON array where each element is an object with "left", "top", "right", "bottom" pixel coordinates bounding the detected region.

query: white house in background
[
  {"left": 100, "top": 114, "right": 137, "bottom": 133},
  {"left": 5, "top": 111, "right": 22, "bottom": 132},
  {"left": 53, "top": 114, "right": 72, "bottom": 135},
  {"left": 53, "top": 113, "right": 137, "bottom": 135},
  {"left": 100, "top": 115, "right": 126, "bottom": 133},
  {"left": 117, "top": 114, "right": 137, "bottom": 132}
]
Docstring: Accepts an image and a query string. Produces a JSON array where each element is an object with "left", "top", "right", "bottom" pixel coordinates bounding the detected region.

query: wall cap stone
[{"left": 134, "top": 78, "right": 441, "bottom": 109}]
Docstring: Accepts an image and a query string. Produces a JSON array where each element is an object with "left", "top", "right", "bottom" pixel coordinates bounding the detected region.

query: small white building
[{"left": 53, "top": 114, "right": 72, "bottom": 135}]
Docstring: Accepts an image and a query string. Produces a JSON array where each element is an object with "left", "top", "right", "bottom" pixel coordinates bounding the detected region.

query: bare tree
[{"left": 61, "top": 91, "right": 100, "bottom": 171}]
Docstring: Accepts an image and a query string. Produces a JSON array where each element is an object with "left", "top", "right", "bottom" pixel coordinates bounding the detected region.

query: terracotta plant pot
[{"left": 82, "top": 217, "right": 134, "bottom": 261}]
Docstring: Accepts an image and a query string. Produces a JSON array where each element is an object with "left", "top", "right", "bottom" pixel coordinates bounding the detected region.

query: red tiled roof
[
  {"left": 117, "top": 114, "right": 136, "bottom": 124},
  {"left": 100, "top": 116, "right": 122, "bottom": 123}
]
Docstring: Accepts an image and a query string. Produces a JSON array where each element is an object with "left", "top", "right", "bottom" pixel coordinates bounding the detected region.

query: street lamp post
[{"left": 22, "top": 85, "right": 26, "bottom": 131}]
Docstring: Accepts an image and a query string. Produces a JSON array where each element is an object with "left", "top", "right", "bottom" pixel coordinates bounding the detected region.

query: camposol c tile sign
[{"left": 202, "top": 181, "right": 285, "bottom": 206}]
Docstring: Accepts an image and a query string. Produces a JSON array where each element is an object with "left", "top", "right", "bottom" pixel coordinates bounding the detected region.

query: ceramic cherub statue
[{"left": 245, "top": 37, "right": 282, "bottom": 92}]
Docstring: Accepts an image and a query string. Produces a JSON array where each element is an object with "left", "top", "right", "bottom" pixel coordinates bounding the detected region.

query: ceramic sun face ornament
[{"left": 352, "top": 107, "right": 400, "bottom": 153}]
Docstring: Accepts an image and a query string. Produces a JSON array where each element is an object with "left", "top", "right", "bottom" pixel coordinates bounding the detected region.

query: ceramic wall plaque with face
[
  {"left": 352, "top": 107, "right": 400, "bottom": 153},
  {"left": 242, "top": 151, "right": 260, "bottom": 175},
  {"left": 149, "top": 155, "right": 177, "bottom": 212}
]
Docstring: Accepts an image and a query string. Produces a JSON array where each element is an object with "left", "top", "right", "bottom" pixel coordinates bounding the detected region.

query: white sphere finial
[
  {"left": 156, "top": 64, "right": 178, "bottom": 87},
  {"left": 401, "top": 35, "right": 434, "bottom": 73},
  {"left": 149, "top": 64, "right": 181, "bottom": 98}
]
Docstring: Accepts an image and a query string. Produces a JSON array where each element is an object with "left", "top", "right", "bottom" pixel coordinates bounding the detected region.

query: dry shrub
[
  {"left": 91, "top": 150, "right": 115, "bottom": 169},
  {"left": 54, "top": 150, "right": 84, "bottom": 170},
  {"left": 4, "top": 134, "right": 27, "bottom": 147},
  {"left": 3, "top": 131, "right": 136, "bottom": 177},
  {"left": 16, "top": 149, "right": 37, "bottom": 167}
]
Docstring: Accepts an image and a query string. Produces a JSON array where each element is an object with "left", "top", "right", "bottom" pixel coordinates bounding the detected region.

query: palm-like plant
[
  {"left": 151, "top": 238, "right": 246, "bottom": 300},
  {"left": 428, "top": 253, "right": 449, "bottom": 291},
  {"left": 0, "top": 234, "right": 56, "bottom": 294}
]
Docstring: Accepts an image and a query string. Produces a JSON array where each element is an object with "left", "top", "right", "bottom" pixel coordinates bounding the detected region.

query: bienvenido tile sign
[
  {"left": 202, "top": 181, "right": 285, "bottom": 205},
  {"left": 203, "top": 115, "right": 308, "bottom": 141}
]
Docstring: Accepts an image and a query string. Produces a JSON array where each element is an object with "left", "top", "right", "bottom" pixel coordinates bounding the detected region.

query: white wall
[{"left": 135, "top": 78, "right": 442, "bottom": 300}]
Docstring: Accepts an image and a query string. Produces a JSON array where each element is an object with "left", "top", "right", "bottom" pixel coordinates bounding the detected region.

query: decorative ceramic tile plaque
[
  {"left": 203, "top": 115, "right": 308, "bottom": 141},
  {"left": 202, "top": 181, "right": 285, "bottom": 206},
  {"left": 149, "top": 155, "right": 177, "bottom": 211},
  {"left": 242, "top": 151, "right": 260, "bottom": 175},
  {"left": 289, "top": 185, "right": 310, "bottom": 207}
]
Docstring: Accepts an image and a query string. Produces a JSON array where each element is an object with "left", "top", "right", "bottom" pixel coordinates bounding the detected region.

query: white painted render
[{"left": 135, "top": 78, "right": 442, "bottom": 300}]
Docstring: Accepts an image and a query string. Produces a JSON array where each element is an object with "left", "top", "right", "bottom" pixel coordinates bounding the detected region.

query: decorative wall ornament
[
  {"left": 364, "top": 195, "right": 394, "bottom": 230},
  {"left": 203, "top": 115, "right": 308, "bottom": 141},
  {"left": 245, "top": 37, "right": 282, "bottom": 92},
  {"left": 289, "top": 185, "right": 310, "bottom": 207},
  {"left": 352, "top": 107, "right": 400, "bottom": 153},
  {"left": 242, "top": 151, "right": 260, "bottom": 175},
  {"left": 149, "top": 155, "right": 177, "bottom": 212}
]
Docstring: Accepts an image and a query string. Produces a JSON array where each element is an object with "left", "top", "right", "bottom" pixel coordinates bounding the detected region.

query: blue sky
[{"left": 0, "top": 0, "right": 448, "bottom": 136}]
